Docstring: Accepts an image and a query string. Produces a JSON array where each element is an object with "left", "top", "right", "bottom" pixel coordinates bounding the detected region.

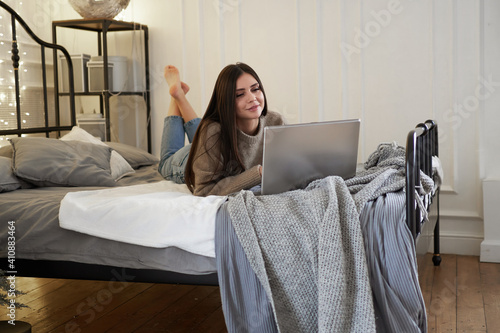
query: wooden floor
[
  {"left": 1, "top": 254, "right": 499, "bottom": 332},
  {"left": 418, "top": 254, "right": 500, "bottom": 332}
]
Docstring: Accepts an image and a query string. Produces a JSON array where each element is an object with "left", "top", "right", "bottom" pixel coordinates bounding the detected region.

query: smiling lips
[{"left": 247, "top": 104, "right": 260, "bottom": 112}]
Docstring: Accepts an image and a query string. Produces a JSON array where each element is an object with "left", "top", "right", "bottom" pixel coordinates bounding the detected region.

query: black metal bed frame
[
  {"left": 0, "top": 1, "right": 75, "bottom": 138},
  {"left": 2, "top": 122, "right": 443, "bottom": 283},
  {"left": 406, "top": 120, "right": 441, "bottom": 266},
  {"left": 0, "top": 1, "right": 441, "bottom": 283}
]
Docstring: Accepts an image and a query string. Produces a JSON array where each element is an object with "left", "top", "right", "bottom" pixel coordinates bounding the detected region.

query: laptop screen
[{"left": 261, "top": 119, "right": 360, "bottom": 195}]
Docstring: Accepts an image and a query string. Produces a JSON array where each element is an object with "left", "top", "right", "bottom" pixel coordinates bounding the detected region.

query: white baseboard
[
  {"left": 480, "top": 240, "right": 500, "bottom": 263},
  {"left": 429, "top": 233, "right": 482, "bottom": 257},
  {"left": 425, "top": 213, "right": 484, "bottom": 257}
]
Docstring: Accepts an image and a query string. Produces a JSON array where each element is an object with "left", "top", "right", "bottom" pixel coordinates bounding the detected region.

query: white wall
[{"left": 13, "top": 0, "right": 498, "bottom": 258}]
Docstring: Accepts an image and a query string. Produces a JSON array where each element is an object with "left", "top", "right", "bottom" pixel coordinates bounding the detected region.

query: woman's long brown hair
[{"left": 184, "top": 63, "right": 268, "bottom": 193}]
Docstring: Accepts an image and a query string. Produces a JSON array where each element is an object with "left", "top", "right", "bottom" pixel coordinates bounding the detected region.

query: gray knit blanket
[{"left": 226, "top": 142, "right": 434, "bottom": 333}]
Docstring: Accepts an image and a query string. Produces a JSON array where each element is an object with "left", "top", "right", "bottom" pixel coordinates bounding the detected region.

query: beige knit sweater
[{"left": 191, "top": 110, "right": 285, "bottom": 196}]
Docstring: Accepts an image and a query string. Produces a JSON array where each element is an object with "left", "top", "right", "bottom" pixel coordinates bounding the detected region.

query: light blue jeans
[{"left": 159, "top": 116, "right": 201, "bottom": 184}]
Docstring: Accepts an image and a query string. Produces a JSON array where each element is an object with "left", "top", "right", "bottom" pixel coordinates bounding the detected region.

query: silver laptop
[{"left": 261, "top": 119, "right": 360, "bottom": 195}]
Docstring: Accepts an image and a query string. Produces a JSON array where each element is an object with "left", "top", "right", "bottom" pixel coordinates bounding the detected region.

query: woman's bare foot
[
  {"left": 164, "top": 65, "right": 184, "bottom": 99},
  {"left": 164, "top": 65, "right": 198, "bottom": 122},
  {"left": 180, "top": 82, "right": 190, "bottom": 95}
]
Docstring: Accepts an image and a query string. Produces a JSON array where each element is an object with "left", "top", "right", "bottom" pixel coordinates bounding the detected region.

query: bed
[{"left": 0, "top": 2, "right": 441, "bottom": 332}]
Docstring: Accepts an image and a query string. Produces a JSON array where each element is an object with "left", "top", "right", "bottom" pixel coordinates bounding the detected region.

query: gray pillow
[
  {"left": 0, "top": 156, "right": 21, "bottom": 192},
  {"left": 10, "top": 137, "right": 116, "bottom": 187},
  {"left": 105, "top": 141, "right": 159, "bottom": 169},
  {"left": 60, "top": 126, "right": 134, "bottom": 180},
  {"left": 0, "top": 144, "right": 12, "bottom": 158}
]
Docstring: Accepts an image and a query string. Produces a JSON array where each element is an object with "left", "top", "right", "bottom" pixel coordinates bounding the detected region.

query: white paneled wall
[
  {"left": 121, "top": 0, "right": 487, "bottom": 256},
  {"left": 13, "top": 0, "right": 497, "bottom": 257}
]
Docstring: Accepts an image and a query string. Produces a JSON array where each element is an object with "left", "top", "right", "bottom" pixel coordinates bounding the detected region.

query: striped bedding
[{"left": 360, "top": 191, "right": 426, "bottom": 332}]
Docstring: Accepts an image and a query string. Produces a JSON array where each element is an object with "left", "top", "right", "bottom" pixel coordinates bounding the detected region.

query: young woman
[{"left": 159, "top": 63, "right": 285, "bottom": 196}]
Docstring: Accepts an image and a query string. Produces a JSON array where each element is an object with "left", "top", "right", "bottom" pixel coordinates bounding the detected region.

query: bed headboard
[
  {"left": 0, "top": 1, "right": 75, "bottom": 141},
  {"left": 405, "top": 119, "right": 439, "bottom": 238}
]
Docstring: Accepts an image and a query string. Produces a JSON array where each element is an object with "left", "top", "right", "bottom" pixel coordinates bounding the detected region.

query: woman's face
[{"left": 234, "top": 72, "right": 265, "bottom": 123}]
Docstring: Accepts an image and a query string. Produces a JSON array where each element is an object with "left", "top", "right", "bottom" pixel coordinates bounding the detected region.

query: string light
[{"left": 0, "top": 1, "right": 59, "bottom": 133}]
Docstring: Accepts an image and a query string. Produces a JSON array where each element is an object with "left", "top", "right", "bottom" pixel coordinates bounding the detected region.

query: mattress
[{"left": 0, "top": 165, "right": 217, "bottom": 276}]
